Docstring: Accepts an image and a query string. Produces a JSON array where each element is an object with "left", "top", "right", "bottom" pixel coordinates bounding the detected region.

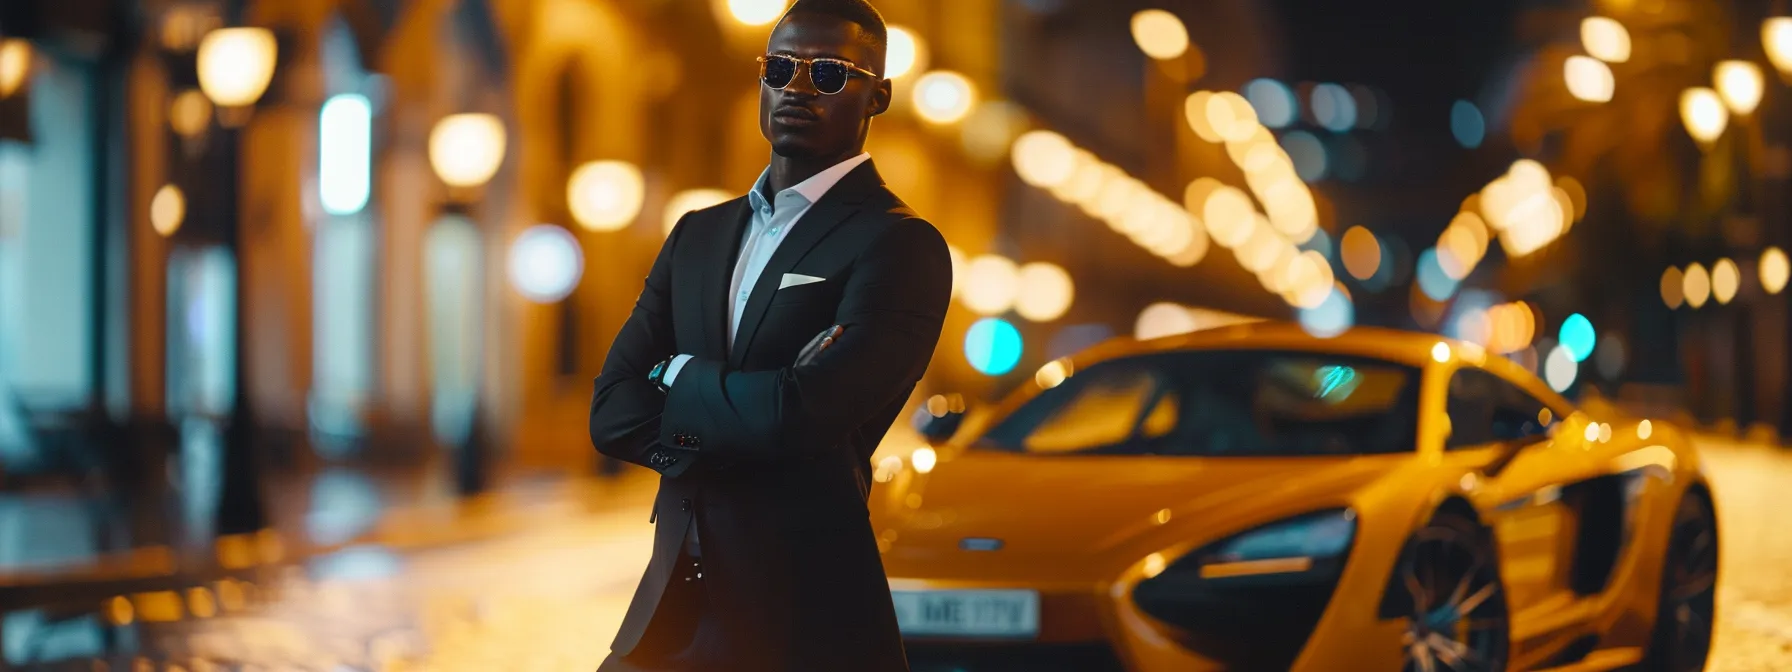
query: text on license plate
[{"left": 891, "top": 589, "right": 1040, "bottom": 638}]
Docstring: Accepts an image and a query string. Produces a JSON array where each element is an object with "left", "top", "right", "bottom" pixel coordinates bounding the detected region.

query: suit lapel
[
  {"left": 727, "top": 161, "right": 884, "bottom": 369},
  {"left": 699, "top": 199, "right": 753, "bottom": 361}
]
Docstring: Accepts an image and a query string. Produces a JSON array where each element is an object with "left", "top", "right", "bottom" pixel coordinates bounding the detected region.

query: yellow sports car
[{"left": 872, "top": 323, "right": 1715, "bottom": 672}]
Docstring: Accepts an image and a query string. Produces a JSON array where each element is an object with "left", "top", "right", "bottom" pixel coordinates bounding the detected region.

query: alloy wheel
[{"left": 1399, "top": 513, "right": 1509, "bottom": 672}]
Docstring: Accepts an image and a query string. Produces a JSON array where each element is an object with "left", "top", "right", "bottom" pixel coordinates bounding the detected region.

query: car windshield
[{"left": 975, "top": 350, "right": 1421, "bottom": 457}]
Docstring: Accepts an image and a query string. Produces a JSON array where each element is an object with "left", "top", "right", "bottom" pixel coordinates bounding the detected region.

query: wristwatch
[{"left": 648, "top": 356, "right": 674, "bottom": 393}]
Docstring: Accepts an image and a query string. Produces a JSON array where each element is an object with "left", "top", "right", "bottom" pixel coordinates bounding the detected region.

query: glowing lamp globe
[
  {"left": 429, "top": 114, "right": 507, "bottom": 189},
  {"left": 196, "top": 28, "right": 278, "bottom": 107}
]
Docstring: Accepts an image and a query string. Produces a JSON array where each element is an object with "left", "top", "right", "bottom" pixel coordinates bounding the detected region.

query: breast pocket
[{"left": 768, "top": 277, "right": 841, "bottom": 307}]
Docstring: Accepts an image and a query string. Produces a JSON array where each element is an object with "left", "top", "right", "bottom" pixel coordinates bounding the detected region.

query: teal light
[
  {"left": 965, "top": 318, "right": 1023, "bottom": 376},
  {"left": 1559, "top": 313, "right": 1595, "bottom": 363}
]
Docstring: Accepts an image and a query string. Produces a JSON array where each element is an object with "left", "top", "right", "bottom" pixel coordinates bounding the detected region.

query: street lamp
[
  {"left": 1714, "top": 61, "right": 1764, "bottom": 116},
  {"left": 428, "top": 113, "right": 506, "bottom": 191},
  {"left": 195, "top": 28, "right": 276, "bottom": 109},
  {"left": 1765, "top": 18, "right": 1792, "bottom": 77},
  {"left": 190, "top": 25, "right": 277, "bottom": 537},
  {"left": 427, "top": 113, "right": 506, "bottom": 494},
  {"left": 567, "top": 160, "right": 645, "bottom": 232},
  {"left": 1679, "top": 87, "right": 1729, "bottom": 144},
  {"left": 0, "top": 39, "right": 29, "bottom": 99}
]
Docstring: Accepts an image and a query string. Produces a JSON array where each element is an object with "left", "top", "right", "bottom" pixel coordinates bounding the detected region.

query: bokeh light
[
  {"left": 196, "top": 28, "right": 278, "bottom": 107},
  {"left": 567, "top": 160, "right": 646, "bottom": 232},
  {"left": 318, "top": 94, "right": 373, "bottom": 216},
  {"left": 1244, "top": 79, "right": 1297, "bottom": 128},
  {"left": 1202, "top": 186, "right": 1256, "bottom": 248},
  {"left": 961, "top": 254, "right": 1020, "bottom": 315},
  {"left": 1011, "top": 130, "right": 1076, "bottom": 187},
  {"left": 884, "top": 25, "right": 926, "bottom": 79},
  {"left": 1559, "top": 313, "right": 1595, "bottom": 363},
  {"left": 507, "top": 225, "right": 584, "bottom": 303},
  {"left": 428, "top": 113, "right": 507, "bottom": 189},
  {"left": 1767, "top": 18, "right": 1792, "bottom": 76},
  {"left": 1661, "top": 266, "right": 1686, "bottom": 308},
  {"left": 965, "top": 318, "right": 1023, "bottom": 376},
  {"left": 1340, "top": 226, "right": 1381, "bottom": 280},
  {"left": 1555, "top": 176, "right": 1588, "bottom": 221},
  {"left": 0, "top": 39, "right": 27, "bottom": 99},
  {"left": 1298, "top": 288, "right": 1354, "bottom": 338},
  {"left": 1013, "top": 262, "right": 1074, "bottom": 322},
  {"left": 1545, "top": 345, "right": 1578, "bottom": 392},
  {"left": 1282, "top": 131, "right": 1327, "bottom": 181},
  {"left": 1129, "top": 9, "right": 1190, "bottom": 60},
  {"left": 1715, "top": 60, "right": 1764, "bottom": 115},
  {"left": 1416, "top": 248, "right": 1458, "bottom": 300},
  {"left": 1638, "top": 419, "right": 1653, "bottom": 440},
  {"left": 1310, "top": 83, "right": 1357, "bottom": 131},
  {"left": 1450, "top": 100, "right": 1485, "bottom": 148},
  {"left": 727, "top": 0, "right": 788, "bottom": 26},
  {"left": 1432, "top": 342, "right": 1452, "bottom": 363},
  {"left": 1565, "top": 55, "right": 1615, "bottom": 103},
  {"left": 1712, "top": 257, "right": 1741, "bottom": 304},
  {"left": 1135, "top": 303, "right": 1197, "bottom": 340},
  {"left": 169, "top": 89, "right": 213, "bottom": 137},
  {"left": 913, "top": 71, "right": 977, "bottom": 125},
  {"left": 1036, "top": 359, "right": 1071, "bottom": 389},
  {"left": 1580, "top": 17, "right": 1632, "bottom": 63},
  {"left": 1680, "top": 87, "right": 1729, "bottom": 143},
  {"left": 151, "top": 184, "right": 186, "bottom": 237},
  {"left": 1761, "top": 247, "right": 1790, "bottom": 295},
  {"left": 1205, "top": 92, "right": 1259, "bottom": 143},
  {"left": 911, "top": 446, "right": 937, "bottom": 473},
  {"left": 663, "top": 188, "right": 733, "bottom": 236},
  {"left": 1683, "top": 262, "right": 1712, "bottom": 308},
  {"left": 1184, "top": 91, "right": 1223, "bottom": 143}
]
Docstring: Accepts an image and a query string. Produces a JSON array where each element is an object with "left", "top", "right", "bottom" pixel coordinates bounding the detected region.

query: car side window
[
  {"left": 1445, "top": 368, "right": 1554, "bottom": 450},
  {"left": 979, "top": 362, "right": 1172, "bottom": 455}
]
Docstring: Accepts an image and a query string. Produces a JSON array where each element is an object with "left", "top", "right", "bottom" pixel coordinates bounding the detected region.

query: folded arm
[
  {"left": 658, "top": 218, "right": 952, "bottom": 463},
  {"left": 588, "top": 216, "right": 695, "bottom": 477}
]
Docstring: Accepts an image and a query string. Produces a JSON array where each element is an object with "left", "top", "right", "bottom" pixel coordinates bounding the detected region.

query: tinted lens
[
  {"left": 810, "top": 61, "right": 850, "bottom": 94},
  {"left": 761, "top": 56, "right": 797, "bottom": 89}
]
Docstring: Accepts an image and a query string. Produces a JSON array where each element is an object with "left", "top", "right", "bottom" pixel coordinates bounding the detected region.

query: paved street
[{"left": 72, "top": 437, "right": 1792, "bottom": 670}]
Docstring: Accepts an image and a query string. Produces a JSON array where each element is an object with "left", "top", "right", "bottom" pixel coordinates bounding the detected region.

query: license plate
[{"left": 891, "top": 589, "right": 1040, "bottom": 638}]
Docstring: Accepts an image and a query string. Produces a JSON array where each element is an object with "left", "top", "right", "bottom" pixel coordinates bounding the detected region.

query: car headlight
[
  {"left": 1190, "top": 508, "right": 1357, "bottom": 579},
  {"left": 1131, "top": 509, "right": 1359, "bottom": 669}
]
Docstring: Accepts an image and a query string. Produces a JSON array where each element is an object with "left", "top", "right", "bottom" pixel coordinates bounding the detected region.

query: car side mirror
[{"left": 912, "top": 393, "right": 969, "bottom": 444}]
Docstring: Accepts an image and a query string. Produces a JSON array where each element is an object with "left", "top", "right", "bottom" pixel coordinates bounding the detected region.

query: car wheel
[
  {"left": 1643, "top": 491, "right": 1718, "bottom": 672},
  {"left": 1398, "top": 511, "right": 1509, "bottom": 672}
]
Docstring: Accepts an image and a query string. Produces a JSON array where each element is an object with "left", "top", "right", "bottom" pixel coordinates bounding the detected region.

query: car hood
[{"left": 873, "top": 450, "right": 1417, "bottom": 582}]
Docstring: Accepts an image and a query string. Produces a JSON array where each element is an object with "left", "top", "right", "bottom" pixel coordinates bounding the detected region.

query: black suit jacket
[{"left": 589, "top": 161, "right": 950, "bottom": 670}]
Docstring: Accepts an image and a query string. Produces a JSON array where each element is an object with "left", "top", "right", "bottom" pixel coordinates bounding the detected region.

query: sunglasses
[{"left": 757, "top": 54, "right": 880, "bottom": 95}]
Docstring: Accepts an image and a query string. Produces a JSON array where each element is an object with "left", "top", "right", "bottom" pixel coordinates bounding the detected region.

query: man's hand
[{"left": 797, "top": 324, "right": 846, "bottom": 366}]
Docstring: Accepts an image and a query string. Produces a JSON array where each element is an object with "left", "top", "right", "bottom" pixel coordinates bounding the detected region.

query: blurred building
[{"left": 1, "top": 0, "right": 1790, "bottom": 495}]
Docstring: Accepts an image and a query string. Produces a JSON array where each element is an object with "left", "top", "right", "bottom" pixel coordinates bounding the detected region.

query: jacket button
[{"left": 680, "top": 498, "right": 692, "bottom": 512}]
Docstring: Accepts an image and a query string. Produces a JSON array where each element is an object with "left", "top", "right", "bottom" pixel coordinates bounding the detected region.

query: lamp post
[
  {"left": 193, "top": 24, "right": 276, "bottom": 536},
  {"left": 427, "top": 113, "right": 505, "bottom": 495}
]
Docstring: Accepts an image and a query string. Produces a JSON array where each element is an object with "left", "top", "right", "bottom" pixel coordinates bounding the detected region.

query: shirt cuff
[{"left": 662, "top": 354, "right": 694, "bottom": 387}]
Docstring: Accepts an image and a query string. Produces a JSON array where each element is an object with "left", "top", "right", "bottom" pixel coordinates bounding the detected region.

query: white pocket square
[{"left": 779, "top": 273, "right": 826, "bottom": 289}]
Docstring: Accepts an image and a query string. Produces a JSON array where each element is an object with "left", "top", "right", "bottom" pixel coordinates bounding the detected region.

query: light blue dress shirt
[{"left": 662, "top": 153, "right": 872, "bottom": 385}]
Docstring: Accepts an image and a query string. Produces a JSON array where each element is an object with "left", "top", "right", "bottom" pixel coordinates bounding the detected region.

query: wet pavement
[{"left": 7, "top": 436, "right": 1792, "bottom": 670}]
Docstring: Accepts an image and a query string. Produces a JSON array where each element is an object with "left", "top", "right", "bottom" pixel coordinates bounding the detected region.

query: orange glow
[
  {"left": 1341, "top": 226, "right": 1381, "bottom": 280},
  {"left": 1660, "top": 266, "right": 1686, "bottom": 308}
]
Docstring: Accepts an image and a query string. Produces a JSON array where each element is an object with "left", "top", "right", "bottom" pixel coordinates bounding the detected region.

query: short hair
[{"left": 782, "top": 0, "right": 889, "bottom": 73}]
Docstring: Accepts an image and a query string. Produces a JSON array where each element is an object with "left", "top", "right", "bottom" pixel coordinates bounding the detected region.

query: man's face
[{"left": 760, "top": 13, "right": 891, "bottom": 160}]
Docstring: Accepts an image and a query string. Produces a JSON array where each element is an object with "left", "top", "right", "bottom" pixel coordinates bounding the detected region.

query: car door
[{"left": 1441, "top": 367, "right": 1599, "bottom": 618}]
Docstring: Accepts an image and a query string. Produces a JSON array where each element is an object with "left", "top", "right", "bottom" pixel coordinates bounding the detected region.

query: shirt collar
[{"left": 748, "top": 152, "right": 873, "bottom": 213}]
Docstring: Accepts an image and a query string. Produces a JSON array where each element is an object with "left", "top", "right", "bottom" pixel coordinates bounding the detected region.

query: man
[{"left": 588, "top": 0, "right": 950, "bottom": 669}]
